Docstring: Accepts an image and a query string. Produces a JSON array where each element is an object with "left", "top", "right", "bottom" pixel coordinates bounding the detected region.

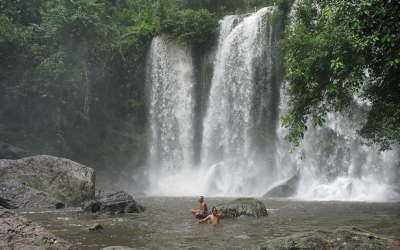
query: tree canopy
[{"left": 281, "top": 0, "right": 400, "bottom": 151}]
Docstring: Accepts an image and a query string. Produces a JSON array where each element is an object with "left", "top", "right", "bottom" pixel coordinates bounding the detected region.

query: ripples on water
[{"left": 19, "top": 197, "right": 400, "bottom": 250}]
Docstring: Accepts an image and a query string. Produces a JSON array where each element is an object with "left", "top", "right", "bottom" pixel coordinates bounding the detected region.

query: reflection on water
[{"left": 19, "top": 197, "right": 400, "bottom": 250}]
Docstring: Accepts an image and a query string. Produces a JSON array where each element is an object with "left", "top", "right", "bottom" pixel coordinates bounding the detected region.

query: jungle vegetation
[
  {"left": 281, "top": 0, "right": 400, "bottom": 151},
  {"left": 0, "top": 0, "right": 283, "bottom": 173},
  {"left": 1, "top": 0, "right": 398, "bottom": 177}
]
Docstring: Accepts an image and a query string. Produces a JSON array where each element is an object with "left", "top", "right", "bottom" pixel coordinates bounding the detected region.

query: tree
[
  {"left": 162, "top": 8, "right": 219, "bottom": 46},
  {"left": 280, "top": 0, "right": 400, "bottom": 151}
]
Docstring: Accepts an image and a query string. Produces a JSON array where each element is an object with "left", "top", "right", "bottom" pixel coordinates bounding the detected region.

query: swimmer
[{"left": 197, "top": 207, "right": 224, "bottom": 224}]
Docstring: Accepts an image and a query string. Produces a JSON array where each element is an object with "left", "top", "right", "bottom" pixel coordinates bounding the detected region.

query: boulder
[
  {"left": 0, "top": 155, "right": 95, "bottom": 207},
  {"left": 263, "top": 175, "right": 300, "bottom": 198},
  {"left": 95, "top": 188, "right": 115, "bottom": 200},
  {"left": 0, "top": 180, "right": 65, "bottom": 209},
  {"left": 81, "top": 191, "right": 144, "bottom": 215},
  {"left": 245, "top": 226, "right": 400, "bottom": 250},
  {"left": 0, "top": 206, "right": 77, "bottom": 250},
  {"left": 218, "top": 198, "right": 268, "bottom": 218},
  {"left": 0, "top": 142, "right": 35, "bottom": 160}
]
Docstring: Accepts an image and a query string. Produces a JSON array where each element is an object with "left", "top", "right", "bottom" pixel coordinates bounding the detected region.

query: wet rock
[
  {"left": 0, "top": 142, "right": 35, "bottom": 160},
  {"left": 0, "top": 197, "right": 16, "bottom": 209},
  {"left": 95, "top": 188, "right": 115, "bottom": 200},
  {"left": 219, "top": 198, "right": 268, "bottom": 218},
  {"left": 263, "top": 175, "right": 299, "bottom": 198},
  {"left": 0, "top": 206, "right": 78, "bottom": 250},
  {"left": 0, "top": 155, "right": 95, "bottom": 207},
  {"left": 245, "top": 226, "right": 400, "bottom": 250},
  {"left": 83, "top": 223, "right": 104, "bottom": 232},
  {"left": 0, "top": 180, "right": 65, "bottom": 209},
  {"left": 81, "top": 191, "right": 145, "bottom": 215},
  {"left": 100, "top": 247, "right": 138, "bottom": 250},
  {"left": 263, "top": 184, "right": 296, "bottom": 198}
]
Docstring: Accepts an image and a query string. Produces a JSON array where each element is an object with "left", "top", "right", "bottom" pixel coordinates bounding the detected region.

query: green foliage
[
  {"left": 111, "top": 7, "right": 159, "bottom": 65},
  {"left": 26, "top": 180, "right": 37, "bottom": 189},
  {"left": 0, "top": 0, "right": 151, "bottom": 170},
  {"left": 162, "top": 8, "right": 218, "bottom": 46},
  {"left": 0, "top": 0, "right": 42, "bottom": 24},
  {"left": 281, "top": 0, "right": 400, "bottom": 151}
]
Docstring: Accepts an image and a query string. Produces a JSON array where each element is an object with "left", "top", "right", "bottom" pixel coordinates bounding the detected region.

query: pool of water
[{"left": 18, "top": 197, "right": 400, "bottom": 250}]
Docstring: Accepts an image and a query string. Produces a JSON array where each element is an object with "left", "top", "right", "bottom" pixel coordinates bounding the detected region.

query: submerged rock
[
  {"left": 83, "top": 223, "right": 104, "bottom": 232},
  {"left": 0, "top": 155, "right": 95, "bottom": 208},
  {"left": 81, "top": 191, "right": 145, "bottom": 215},
  {"left": 0, "top": 206, "right": 78, "bottom": 250},
  {"left": 245, "top": 226, "right": 400, "bottom": 250},
  {"left": 263, "top": 175, "right": 299, "bottom": 198},
  {"left": 218, "top": 198, "right": 268, "bottom": 218}
]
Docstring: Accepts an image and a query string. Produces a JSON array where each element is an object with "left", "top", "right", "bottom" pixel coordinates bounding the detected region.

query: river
[{"left": 19, "top": 196, "right": 400, "bottom": 250}]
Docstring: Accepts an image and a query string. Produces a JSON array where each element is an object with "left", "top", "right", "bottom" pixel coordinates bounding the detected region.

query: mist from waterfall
[{"left": 143, "top": 7, "right": 400, "bottom": 201}]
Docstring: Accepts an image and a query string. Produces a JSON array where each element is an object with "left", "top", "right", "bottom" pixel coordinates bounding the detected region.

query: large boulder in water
[
  {"left": 81, "top": 191, "right": 144, "bottom": 215},
  {"left": 218, "top": 198, "right": 268, "bottom": 218},
  {"left": 0, "top": 180, "right": 65, "bottom": 209},
  {"left": 0, "top": 155, "right": 95, "bottom": 207},
  {"left": 0, "top": 206, "right": 78, "bottom": 250},
  {"left": 263, "top": 175, "right": 300, "bottom": 198},
  {"left": 244, "top": 226, "right": 400, "bottom": 250}
]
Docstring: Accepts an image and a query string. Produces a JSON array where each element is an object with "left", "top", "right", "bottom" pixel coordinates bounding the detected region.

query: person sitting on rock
[
  {"left": 191, "top": 196, "right": 208, "bottom": 219},
  {"left": 197, "top": 207, "right": 224, "bottom": 224}
]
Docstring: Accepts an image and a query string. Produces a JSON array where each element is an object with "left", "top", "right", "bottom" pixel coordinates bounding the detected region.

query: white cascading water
[
  {"left": 144, "top": 7, "right": 400, "bottom": 201},
  {"left": 145, "top": 35, "right": 197, "bottom": 195},
  {"left": 199, "top": 7, "right": 282, "bottom": 196},
  {"left": 277, "top": 92, "right": 400, "bottom": 201}
]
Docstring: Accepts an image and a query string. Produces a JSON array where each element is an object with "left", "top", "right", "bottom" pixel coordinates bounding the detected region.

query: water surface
[{"left": 20, "top": 197, "right": 400, "bottom": 249}]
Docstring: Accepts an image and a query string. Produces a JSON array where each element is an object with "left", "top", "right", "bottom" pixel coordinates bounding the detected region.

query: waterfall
[
  {"left": 143, "top": 7, "right": 400, "bottom": 201},
  {"left": 145, "top": 35, "right": 197, "bottom": 195},
  {"left": 199, "top": 7, "right": 283, "bottom": 196}
]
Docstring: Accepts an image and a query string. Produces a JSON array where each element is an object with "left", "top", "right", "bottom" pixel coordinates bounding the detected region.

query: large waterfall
[{"left": 144, "top": 7, "right": 400, "bottom": 201}]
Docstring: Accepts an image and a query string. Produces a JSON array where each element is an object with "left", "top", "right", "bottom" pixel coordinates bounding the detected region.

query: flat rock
[{"left": 245, "top": 226, "right": 400, "bottom": 250}]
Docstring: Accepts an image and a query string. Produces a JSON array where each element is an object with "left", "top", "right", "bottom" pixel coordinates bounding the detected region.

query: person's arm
[
  {"left": 216, "top": 207, "right": 224, "bottom": 217},
  {"left": 197, "top": 215, "right": 211, "bottom": 224}
]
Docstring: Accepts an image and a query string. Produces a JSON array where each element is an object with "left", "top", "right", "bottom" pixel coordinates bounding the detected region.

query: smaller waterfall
[
  {"left": 145, "top": 35, "right": 197, "bottom": 195},
  {"left": 277, "top": 90, "right": 400, "bottom": 201}
]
